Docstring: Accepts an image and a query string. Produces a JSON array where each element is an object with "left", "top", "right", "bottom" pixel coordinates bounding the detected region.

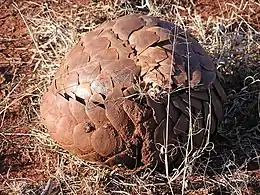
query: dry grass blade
[{"left": 40, "top": 178, "right": 53, "bottom": 195}]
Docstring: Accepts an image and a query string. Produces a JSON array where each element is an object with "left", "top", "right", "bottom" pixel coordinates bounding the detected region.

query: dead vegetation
[{"left": 0, "top": 0, "right": 259, "bottom": 194}]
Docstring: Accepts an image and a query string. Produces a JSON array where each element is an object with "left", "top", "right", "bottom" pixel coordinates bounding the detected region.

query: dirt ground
[{"left": 0, "top": 0, "right": 259, "bottom": 194}]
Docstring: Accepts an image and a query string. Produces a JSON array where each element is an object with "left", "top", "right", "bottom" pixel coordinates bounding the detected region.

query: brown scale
[
  {"left": 40, "top": 14, "right": 227, "bottom": 171},
  {"left": 129, "top": 29, "right": 160, "bottom": 54}
]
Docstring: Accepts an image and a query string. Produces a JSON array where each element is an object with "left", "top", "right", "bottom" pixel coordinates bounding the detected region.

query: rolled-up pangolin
[{"left": 40, "top": 14, "right": 226, "bottom": 170}]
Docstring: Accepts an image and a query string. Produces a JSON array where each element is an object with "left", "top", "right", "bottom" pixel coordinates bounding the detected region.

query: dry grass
[{"left": 0, "top": 0, "right": 259, "bottom": 194}]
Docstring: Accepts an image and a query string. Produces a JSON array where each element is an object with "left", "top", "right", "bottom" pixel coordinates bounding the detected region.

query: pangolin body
[{"left": 40, "top": 14, "right": 226, "bottom": 170}]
